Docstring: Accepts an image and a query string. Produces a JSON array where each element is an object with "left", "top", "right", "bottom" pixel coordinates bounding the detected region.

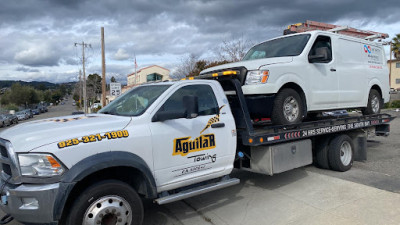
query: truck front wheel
[
  {"left": 65, "top": 180, "right": 143, "bottom": 225},
  {"left": 271, "top": 88, "right": 304, "bottom": 125}
]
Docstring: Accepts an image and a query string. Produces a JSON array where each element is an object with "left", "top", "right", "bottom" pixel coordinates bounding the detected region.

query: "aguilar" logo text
[{"left": 173, "top": 134, "right": 216, "bottom": 156}]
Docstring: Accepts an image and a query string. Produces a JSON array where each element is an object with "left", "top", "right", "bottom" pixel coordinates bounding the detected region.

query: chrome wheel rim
[
  {"left": 283, "top": 96, "right": 299, "bottom": 122},
  {"left": 340, "top": 141, "right": 352, "bottom": 166},
  {"left": 83, "top": 195, "right": 132, "bottom": 225},
  {"left": 371, "top": 95, "right": 380, "bottom": 113}
]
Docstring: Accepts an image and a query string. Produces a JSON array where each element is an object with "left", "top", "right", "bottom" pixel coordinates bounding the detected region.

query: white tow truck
[{"left": 0, "top": 74, "right": 394, "bottom": 225}]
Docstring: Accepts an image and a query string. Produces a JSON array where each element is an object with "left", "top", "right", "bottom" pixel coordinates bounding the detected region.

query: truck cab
[{"left": 0, "top": 80, "right": 238, "bottom": 225}]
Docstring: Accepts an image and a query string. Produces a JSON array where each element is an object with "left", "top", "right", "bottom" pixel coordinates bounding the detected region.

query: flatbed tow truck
[{"left": 0, "top": 71, "right": 394, "bottom": 224}]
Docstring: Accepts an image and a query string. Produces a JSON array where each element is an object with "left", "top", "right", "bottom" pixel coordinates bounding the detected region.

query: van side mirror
[
  {"left": 152, "top": 95, "right": 199, "bottom": 122},
  {"left": 308, "top": 47, "right": 330, "bottom": 63}
]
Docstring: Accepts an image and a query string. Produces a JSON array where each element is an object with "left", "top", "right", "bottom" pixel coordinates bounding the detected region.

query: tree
[
  {"left": 214, "top": 36, "right": 254, "bottom": 62},
  {"left": 111, "top": 76, "right": 117, "bottom": 82},
  {"left": 86, "top": 73, "right": 102, "bottom": 103},
  {"left": 174, "top": 53, "right": 199, "bottom": 79},
  {"left": 392, "top": 34, "right": 400, "bottom": 59}
]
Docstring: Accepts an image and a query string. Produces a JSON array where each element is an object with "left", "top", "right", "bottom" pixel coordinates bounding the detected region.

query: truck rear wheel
[
  {"left": 271, "top": 88, "right": 304, "bottom": 125},
  {"left": 362, "top": 89, "right": 382, "bottom": 115},
  {"left": 65, "top": 180, "right": 143, "bottom": 225},
  {"left": 315, "top": 137, "right": 331, "bottom": 169},
  {"left": 328, "top": 135, "right": 354, "bottom": 172}
]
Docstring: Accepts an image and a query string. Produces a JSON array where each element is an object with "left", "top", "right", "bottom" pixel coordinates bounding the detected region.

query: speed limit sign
[{"left": 110, "top": 82, "right": 121, "bottom": 96}]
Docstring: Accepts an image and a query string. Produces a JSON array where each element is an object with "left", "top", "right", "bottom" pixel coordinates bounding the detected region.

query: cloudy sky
[{"left": 1, "top": 0, "right": 399, "bottom": 84}]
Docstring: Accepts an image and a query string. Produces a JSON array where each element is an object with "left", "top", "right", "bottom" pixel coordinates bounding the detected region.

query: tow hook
[{"left": 0, "top": 214, "right": 13, "bottom": 224}]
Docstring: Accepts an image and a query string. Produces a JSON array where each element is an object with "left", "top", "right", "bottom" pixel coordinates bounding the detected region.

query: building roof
[{"left": 127, "top": 65, "right": 170, "bottom": 77}]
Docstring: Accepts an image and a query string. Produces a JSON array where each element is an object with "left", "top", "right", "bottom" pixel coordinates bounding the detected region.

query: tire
[
  {"left": 271, "top": 88, "right": 304, "bottom": 125},
  {"left": 64, "top": 180, "right": 143, "bottom": 225},
  {"left": 315, "top": 137, "right": 331, "bottom": 169},
  {"left": 362, "top": 89, "right": 382, "bottom": 115},
  {"left": 328, "top": 135, "right": 354, "bottom": 172}
]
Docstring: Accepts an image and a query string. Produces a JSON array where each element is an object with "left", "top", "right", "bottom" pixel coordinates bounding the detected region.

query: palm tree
[{"left": 392, "top": 34, "right": 400, "bottom": 59}]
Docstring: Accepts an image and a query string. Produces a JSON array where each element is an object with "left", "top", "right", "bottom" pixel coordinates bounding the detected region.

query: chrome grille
[{"left": 0, "top": 139, "right": 17, "bottom": 180}]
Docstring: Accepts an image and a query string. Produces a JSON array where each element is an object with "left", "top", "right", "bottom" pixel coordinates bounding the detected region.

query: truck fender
[{"left": 53, "top": 151, "right": 157, "bottom": 221}]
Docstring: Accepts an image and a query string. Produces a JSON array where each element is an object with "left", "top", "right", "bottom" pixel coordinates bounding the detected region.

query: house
[
  {"left": 127, "top": 65, "right": 170, "bottom": 86},
  {"left": 388, "top": 59, "right": 400, "bottom": 90}
]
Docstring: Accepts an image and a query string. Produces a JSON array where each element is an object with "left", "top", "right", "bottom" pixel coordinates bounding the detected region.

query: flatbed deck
[{"left": 194, "top": 75, "right": 395, "bottom": 146}]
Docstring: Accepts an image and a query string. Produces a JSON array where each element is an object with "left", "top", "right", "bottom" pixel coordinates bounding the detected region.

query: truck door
[
  {"left": 149, "top": 83, "right": 235, "bottom": 191},
  {"left": 307, "top": 35, "right": 339, "bottom": 110}
]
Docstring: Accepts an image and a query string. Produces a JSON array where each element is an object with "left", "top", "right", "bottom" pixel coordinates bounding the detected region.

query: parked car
[
  {"left": 91, "top": 103, "right": 102, "bottom": 109},
  {"left": 23, "top": 109, "right": 33, "bottom": 118},
  {"left": 0, "top": 115, "right": 11, "bottom": 127},
  {"left": 6, "top": 114, "right": 18, "bottom": 125},
  {"left": 16, "top": 111, "right": 29, "bottom": 120},
  {"left": 200, "top": 30, "right": 390, "bottom": 125},
  {"left": 32, "top": 108, "right": 40, "bottom": 115}
]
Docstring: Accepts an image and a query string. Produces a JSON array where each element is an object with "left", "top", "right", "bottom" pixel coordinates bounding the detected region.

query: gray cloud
[
  {"left": 15, "top": 66, "right": 40, "bottom": 72},
  {"left": 0, "top": 0, "right": 399, "bottom": 83}
]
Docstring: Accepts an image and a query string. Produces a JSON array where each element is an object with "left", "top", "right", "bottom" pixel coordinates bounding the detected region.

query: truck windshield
[
  {"left": 242, "top": 34, "right": 311, "bottom": 61},
  {"left": 99, "top": 85, "right": 171, "bottom": 116}
]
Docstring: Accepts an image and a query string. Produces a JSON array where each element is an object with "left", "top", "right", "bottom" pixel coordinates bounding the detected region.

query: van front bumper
[{"left": 0, "top": 181, "right": 59, "bottom": 225}]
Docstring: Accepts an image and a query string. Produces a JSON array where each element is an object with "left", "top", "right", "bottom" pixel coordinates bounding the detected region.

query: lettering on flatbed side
[
  {"left": 173, "top": 134, "right": 216, "bottom": 156},
  {"left": 301, "top": 121, "right": 371, "bottom": 137}
]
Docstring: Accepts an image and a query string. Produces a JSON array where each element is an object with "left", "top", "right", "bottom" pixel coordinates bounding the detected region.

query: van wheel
[
  {"left": 64, "top": 180, "right": 143, "bottom": 225},
  {"left": 362, "top": 89, "right": 382, "bottom": 115},
  {"left": 328, "top": 135, "right": 354, "bottom": 172},
  {"left": 272, "top": 88, "right": 304, "bottom": 125}
]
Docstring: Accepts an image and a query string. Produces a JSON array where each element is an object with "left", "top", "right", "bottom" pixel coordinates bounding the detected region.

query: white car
[
  {"left": 200, "top": 30, "right": 389, "bottom": 125},
  {"left": 16, "top": 111, "right": 29, "bottom": 120}
]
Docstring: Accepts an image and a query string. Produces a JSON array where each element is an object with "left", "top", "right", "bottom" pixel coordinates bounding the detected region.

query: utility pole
[
  {"left": 101, "top": 27, "right": 106, "bottom": 107},
  {"left": 75, "top": 41, "right": 91, "bottom": 114},
  {"left": 79, "top": 70, "right": 82, "bottom": 109},
  {"left": 390, "top": 42, "right": 393, "bottom": 87}
]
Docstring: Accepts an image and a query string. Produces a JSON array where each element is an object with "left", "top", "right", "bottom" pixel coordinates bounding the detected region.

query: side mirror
[
  {"left": 152, "top": 95, "right": 199, "bottom": 122},
  {"left": 308, "top": 47, "right": 329, "bottom": 63}
]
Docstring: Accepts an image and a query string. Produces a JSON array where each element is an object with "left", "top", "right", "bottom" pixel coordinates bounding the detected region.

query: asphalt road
[
  {"left": 306, "top": 109, "right": 400, "bottom": 193},
  {"left": 0, "top": 105, "right": 399, "bottom": 224}
]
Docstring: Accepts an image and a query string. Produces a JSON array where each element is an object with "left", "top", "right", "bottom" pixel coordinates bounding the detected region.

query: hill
[{"left": 0, "top": 80, "right": 64, "bottom": 90}]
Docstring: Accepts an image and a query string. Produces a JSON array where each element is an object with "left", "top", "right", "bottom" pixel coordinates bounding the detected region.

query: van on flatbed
[
  {"left": 0, "top": 74, "right": 394, "bottom": 225},
  {"left": 200, "top": 30, "right": 390, "bottom": 125}
]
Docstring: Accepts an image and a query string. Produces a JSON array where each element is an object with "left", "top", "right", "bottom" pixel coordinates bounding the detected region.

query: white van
[{"left": 200, "top": 30, "right": 390, "bottom": 124}]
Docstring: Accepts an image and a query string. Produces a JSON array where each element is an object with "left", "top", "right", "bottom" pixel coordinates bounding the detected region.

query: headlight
[
  {"left": 245, "top": 70, "right": 269, "bottom": 85},
  {"left": 18, "top": 154, "right": 65, "bottom": 177}
]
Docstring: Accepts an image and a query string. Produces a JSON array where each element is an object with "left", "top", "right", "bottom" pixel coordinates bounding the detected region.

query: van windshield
[
  {"left": 242, "top": 34, "right": 311, "bottom": 61},
  {"left": 99, "top": 85, "right": 171, "bottom": 116}
]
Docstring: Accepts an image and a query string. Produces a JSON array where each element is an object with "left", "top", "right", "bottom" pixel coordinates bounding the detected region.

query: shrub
[{"left": 385, "top": 100, "right": 400, "bottom": 108}]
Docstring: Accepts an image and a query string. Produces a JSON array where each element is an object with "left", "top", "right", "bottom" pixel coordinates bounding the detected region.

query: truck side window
[
  {"left": 309, "top": 36, "right": 332, "bottom": 63},
  {"left": 160, "top": 85, "right": 219, "bottom": 116}
]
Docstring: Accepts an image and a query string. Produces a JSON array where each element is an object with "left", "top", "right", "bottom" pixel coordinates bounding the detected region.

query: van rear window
[{"left": 243, "top": 34, "right": 311, "bottom": 61}]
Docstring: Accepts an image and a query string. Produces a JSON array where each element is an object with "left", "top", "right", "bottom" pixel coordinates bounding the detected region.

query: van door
[
  {"left": 307, "top": 35, "right": 339, "bottom": 110},
  {"left": 149, "top": 83, "right": 234, "bottom": 191},
  {"left": 336, "top": 38, "right": 367, "bottom": 108}
]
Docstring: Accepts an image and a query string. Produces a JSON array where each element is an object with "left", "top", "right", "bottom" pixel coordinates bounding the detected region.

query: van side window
[
  {"left": 159, "top": 85, "right": 219, "bottom": 116},
  {"left": 309, "top": 36, "right": 332, "bottom": 63}
]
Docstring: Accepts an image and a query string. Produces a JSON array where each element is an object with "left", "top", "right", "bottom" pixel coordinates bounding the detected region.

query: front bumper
[{"left": 0, "top": 180, "right": 59, "bottom": 224}]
